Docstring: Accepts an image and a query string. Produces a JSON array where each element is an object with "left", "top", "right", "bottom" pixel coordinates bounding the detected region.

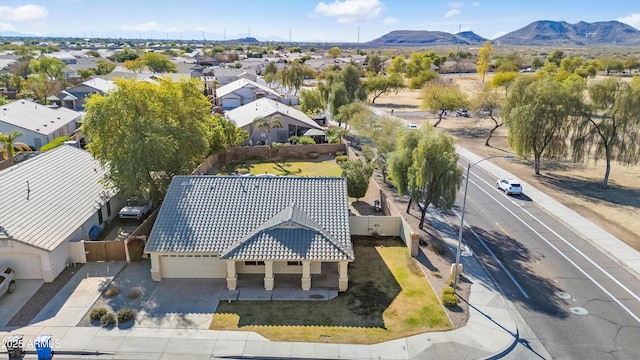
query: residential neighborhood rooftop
[{"left": 0, "top": 101, "right": 81, "bottom": 136}]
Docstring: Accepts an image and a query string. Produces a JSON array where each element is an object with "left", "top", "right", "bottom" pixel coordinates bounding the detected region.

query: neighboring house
[
  {"left": 225, "top": 97, "right": 324, "bottom": 144},
  {"left": 215, "top": 78, "right": 282, "bottom": 111},
  {"left": 42, "top": 52, "right": 77, "bottom": 64},
  {"left": 145, "top": 176, "right": 353, "bottom": 292},
  {"left": 50, "top": 78, "right": 116, "bottom": 110},
  {"left": 212, "top": 67, "right": 256, "bottom": 86},
  {"left": 0, "top": 145, "right": 120, "bottom": 282},
  {"left": 0, "top": 100, "right": 82, "bottom": 149}
]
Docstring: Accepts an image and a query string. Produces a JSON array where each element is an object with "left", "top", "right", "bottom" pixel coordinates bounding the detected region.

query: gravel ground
[
  {"left": 77, "top": 259, "right": 158, "bottom": 327},
  {"left": 7, "top": 263, "right": 84, "bottom": 327}
]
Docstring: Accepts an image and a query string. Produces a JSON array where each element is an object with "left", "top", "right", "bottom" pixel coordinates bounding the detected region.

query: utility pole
[{"left": 456, "top": 24, "right": 461, "bottom": 77}]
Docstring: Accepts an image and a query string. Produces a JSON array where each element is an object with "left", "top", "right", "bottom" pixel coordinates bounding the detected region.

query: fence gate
[{"left": 84, "top": 240, "right": 126, "bottom": 262}]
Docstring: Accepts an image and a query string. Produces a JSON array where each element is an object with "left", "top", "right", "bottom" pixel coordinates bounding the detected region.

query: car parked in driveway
[
  {"left": 119, "top": 199, "right": 153, "bottom": 220},
  {"left": 0, "top": 266, "right": 16, "bottom": 298},
  {"left": 496, "top": 179, "right": 522, "bottom": 195}
]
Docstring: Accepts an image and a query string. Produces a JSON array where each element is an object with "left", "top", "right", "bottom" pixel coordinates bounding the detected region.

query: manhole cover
[
  {"left": 555, "top": 291, "right": 571, "bottom": 300},
  {"left": 569, "top": 307, "right": 589, "bottom": 315},
  {"left": 309, "top": 294, "right": 324, "bottom": 299}
]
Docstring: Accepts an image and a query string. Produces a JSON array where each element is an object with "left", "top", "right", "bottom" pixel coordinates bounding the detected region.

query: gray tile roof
[
  {"left": 0, "top": 146, "right": 115, "bottom": 251},
  {"left": 146, "top": 176, "right": 353, "bottom": 261}
]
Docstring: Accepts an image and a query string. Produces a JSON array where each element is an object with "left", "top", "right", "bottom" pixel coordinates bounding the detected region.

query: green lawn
[
  {"left": 218, "top": 159, "right": 342, "bottom": 177},
  {"left": 210, "top": 237, "right": 451, "bottom": 344}
]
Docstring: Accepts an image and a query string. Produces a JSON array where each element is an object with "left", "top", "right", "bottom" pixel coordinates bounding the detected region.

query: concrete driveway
[
  {"left": 135, "top": 279, "right": 225, "bottom": 329},
  {"left": 0, "top": 279, "right": 43, "bottom": 326}
]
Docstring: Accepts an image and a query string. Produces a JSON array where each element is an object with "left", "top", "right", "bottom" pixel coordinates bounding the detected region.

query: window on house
[
  {"left": 244, "top": 261, "right": 265, "bottom": 266},
  {"left": 98, "top": 208, "right": 103, "bottom": 224},
  {"left": 106, "top": 200, "right": 111, "bottom": 217},
  {"left": 287, "top": 261, "right": 302, "bottom": 266}
]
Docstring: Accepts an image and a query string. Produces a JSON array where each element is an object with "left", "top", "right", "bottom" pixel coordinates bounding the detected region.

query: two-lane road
[{"left": 446, "top": 158, "right": 640, "bottom": 360}]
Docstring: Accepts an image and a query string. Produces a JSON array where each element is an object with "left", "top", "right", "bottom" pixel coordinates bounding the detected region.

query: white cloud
[
  {"left": 121, "top": 21, "right": 160, "bottom": 32},
  {"left": 0, "top": 23, "right": 16, "bottom": 31},
  {"left": 314, "top": 0, "right": 383, "bottom": 24},
  {"left": 0, "top": 4, "right": 48, "bottom": 22},
  {"left": 449, "top": 1, "right": 464, "bottom": 8},
  {"left": 491, "top": 31, "right": 507, "bottom": 39},
  {"left": 382, "top": 17, "right": 398, "bottom": 25},
  {"left": 445, "top": 9, "right": 461, "bottom": 18},
  {"left": 617, "top": 13, "right": 640, "bottom": 30},
  {"left": 472, "top": 1, "right": 480, "bottom": 6}
]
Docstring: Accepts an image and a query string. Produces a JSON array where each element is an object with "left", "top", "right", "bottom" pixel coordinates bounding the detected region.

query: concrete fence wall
[{"left": 349, "top": 215, "right": 415, "bottom": 247}]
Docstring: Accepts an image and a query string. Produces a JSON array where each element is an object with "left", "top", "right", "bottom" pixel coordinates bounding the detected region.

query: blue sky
[{"left": 1, "top": 0, "right": 639, "bottom": 42}]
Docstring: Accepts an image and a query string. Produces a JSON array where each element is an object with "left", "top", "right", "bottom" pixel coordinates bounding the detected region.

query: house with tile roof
[
  {"left": 0, "top": 145, "right": 121, "bottom": 282},
  {"left": 49, "top": 78, "right": 116, "bottom": 110},
  {"left": 214, "top": 78, "right": 282, "bottom": 111},
  {"left": 225, "top": 97, "right": 324, "bottom": 144},
  {"left": 0, "top": 100, "right": 82, "bottom": 149},
  {"left": 145, "top": 176, "right": 353, "bottom": 291}
]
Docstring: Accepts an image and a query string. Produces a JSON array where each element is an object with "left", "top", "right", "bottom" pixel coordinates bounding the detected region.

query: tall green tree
[
  {"left": 279, "top": 61, "right": 305, "bottom": 94},
  {"left": 571, "top": 77, "right": 640, "bottom": 187},
  {"left": 94, "top": 60, "right": 116, "bottom": 75},
  {"left": 477, "top": 41, "right": 493, "bottom": 83},
  {"left": 363, "top": 73, "right": 405, "bottom": 104},
  {"left": 389, "top": 127, "right": 462, "bottom": 229},
  {"left": 263, "top": 61, "right": 278, "bottom": 87},
  {"left": 327, "top": 47, "right": 342, "bottom": 59},
  {"left": 365, "top": 54, "right": 383, "bottom": 74},
  {"left": 388, "top": 55, "right": 406, "bottom": 75},
  {"left": 123, "top": 58, "right": 147, "bottom": 73},
  {"left": 504, "top": 75, "right": 584, "bottom": 174},
  {"left": 141, "top": 52, "right": 177, "bottom": 73},
  {"left": 299, "top": 88, "right": 326, "bottom": 117},
  {"left": 210, "top": 115, "right": 248, "bottom": 154},
  {"left": 82, "top": 78, "right": 213, "bottom": 203},
  {"left": 336, "top": 101, "right": 371, "bottom": 134},
  {"left": 420, "top": 79, "right": 468, "bottom": 127},
  {"left": 340, "top": 159, "right": 374, "bottom": 200}
]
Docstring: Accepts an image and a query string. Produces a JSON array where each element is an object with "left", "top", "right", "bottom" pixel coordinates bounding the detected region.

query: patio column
[
  {"left": 226, "top": 260, "right": 237, "bottom": 290},
  {"left": 264, "top": 261, "right": 274, "bottom": 291},
  {"left": 338, "top": 261, "right": 349, "bottom": 291},
  {"left": 301, "top": 261, "right": 311, "bottom": 290}
]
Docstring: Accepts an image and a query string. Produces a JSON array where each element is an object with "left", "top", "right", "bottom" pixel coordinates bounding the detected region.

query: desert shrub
[
  {"left": 335, "top": 155, "right": 349, "bottom": 163},
  {"left": 117, "top": 308, "right": 136, "bottom": 323},
  {"left": 432, "top": 271, "right": 442, "bottom": 278},
  {"left": 430, "top": 242, "right": 446, "bottom": 255},
  {"left": 288, "top": 135, "right": 299, "bottom": 144},
  {"left": 40, "top": 136, "right": 71, "bottom": 152},
  {"left": 448, "top": 272, "right": 455, "bottom": 287},
  {"left": 442, "top": 293, "right": 459, "bottom": 308},
  {"left": 126, "top": 237, "right": 146, "bottom": 261},
  {"left": 298, "top": 136, "right": 315, "bottom": 145},
  {"left": 442, "top": 286, "right": 455, "bottom": 295},
  {"left": 307, "top": 152, "right": 319, "bottom": 159},
  {"left": 100, "top": 312, "right": 117, "bottom": 327},
  {"left": 335, "top": 150, "right": 346, "bottom": 156},
  {"left": 127, "top": 290, "right": 141, "bottom": 299},
  {"left": 103, "top": 286, "right": 119, "bottom": 297},
  {"left": 90, "top": 307, "right": 108, "bottom": 321}
]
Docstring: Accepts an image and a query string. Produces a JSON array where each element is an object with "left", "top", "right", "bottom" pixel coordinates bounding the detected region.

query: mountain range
[{"left": 367, "top": 20, "right": 640, "bottom": 47}]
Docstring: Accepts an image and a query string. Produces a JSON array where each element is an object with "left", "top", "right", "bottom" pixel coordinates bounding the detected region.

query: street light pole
[{"left": 453, "top": 154, "right": 514, "bottom": 291}]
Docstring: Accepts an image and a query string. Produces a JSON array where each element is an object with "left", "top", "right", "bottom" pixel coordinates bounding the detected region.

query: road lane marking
[
  {"left": 467, "top": 173, "right": 640, "bottom": 325},
  {"left": 496, "top": 223, "right": 513, "bottom": 238}
]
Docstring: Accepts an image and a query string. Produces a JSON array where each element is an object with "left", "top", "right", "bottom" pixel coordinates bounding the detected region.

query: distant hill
[
  {"left": 494, "top": 20, "right": 640, "bottom": 46},
  {"left": 366, "top": 30, "right": 488, "bottom": 46}
]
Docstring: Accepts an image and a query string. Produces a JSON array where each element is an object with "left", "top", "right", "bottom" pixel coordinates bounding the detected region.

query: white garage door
[
  {"left": 0, "top": 254, "right": 43, "bottom": 279},
  {"left": 160, "top": 255, "right": 226, "bottom": 278}
]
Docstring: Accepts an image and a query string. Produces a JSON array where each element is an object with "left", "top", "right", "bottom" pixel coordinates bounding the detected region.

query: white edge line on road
[
  {"left": 467, "top": 171, "right": 640, "bottom": 325},
  {"left": 451, "top": 205, "right": 530, "bottom": 299}
]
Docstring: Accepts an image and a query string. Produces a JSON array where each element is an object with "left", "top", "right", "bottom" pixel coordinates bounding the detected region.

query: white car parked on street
[{"left": 496, "top": 179, "right": 522, "bottom": 195}]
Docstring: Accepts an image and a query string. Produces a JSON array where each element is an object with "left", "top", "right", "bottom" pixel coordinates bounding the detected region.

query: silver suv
[{"left": 0, "top": 266, "right": 16, "bottom": 298}]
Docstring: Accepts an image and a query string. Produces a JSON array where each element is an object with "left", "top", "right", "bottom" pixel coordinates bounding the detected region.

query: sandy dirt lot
[{"left": 371, "top": 75, "right": 640, "bottom": 253}]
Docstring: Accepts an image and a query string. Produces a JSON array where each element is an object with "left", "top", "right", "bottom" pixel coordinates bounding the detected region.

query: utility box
[
  {"left": 5, "top": 334, "right": 24, "bottom": 360},
  {"left": 34, "top": 334, "right": 53, "bottom": 360}
]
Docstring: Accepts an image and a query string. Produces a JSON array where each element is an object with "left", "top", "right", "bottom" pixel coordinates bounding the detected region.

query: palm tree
[
  {"left": 0, "top": 130, "right": 25, "bottom": 165},
  {"left": 251, "top": 114, "right": 283, "bottom": 146}
]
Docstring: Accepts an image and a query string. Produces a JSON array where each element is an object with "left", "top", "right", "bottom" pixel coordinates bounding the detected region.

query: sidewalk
[{"left": 2, "top": 146, "right": 636, "bottom": 359}]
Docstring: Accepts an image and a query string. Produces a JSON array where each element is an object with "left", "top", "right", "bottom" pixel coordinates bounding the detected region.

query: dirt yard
[{"left": 372, "top": 76, "right": 640, "bottom": 253}]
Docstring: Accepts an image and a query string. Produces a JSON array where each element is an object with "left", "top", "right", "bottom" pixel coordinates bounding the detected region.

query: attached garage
[
  {"left": 0, "top": 253, "right": 43, "bottom": 279},
  {"left": 159, "top": 254, "right": 227, "bottom": 278},
  {"left": 221, "top": 97, "right": 241, "bottom": 110}
]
